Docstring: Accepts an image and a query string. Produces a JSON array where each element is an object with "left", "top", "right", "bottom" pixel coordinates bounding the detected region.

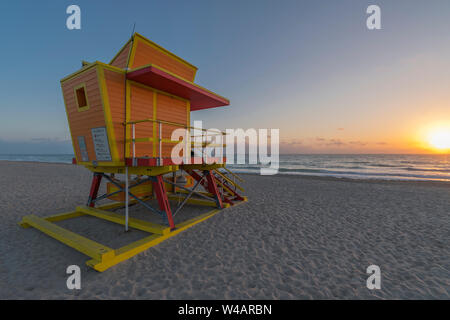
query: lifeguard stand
[{"left": 19, "top": 33, "right": 247, "bottom": 271}]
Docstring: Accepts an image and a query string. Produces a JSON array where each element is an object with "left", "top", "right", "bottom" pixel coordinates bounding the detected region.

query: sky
[{"left": 0, "top": 0, "right": 449, "bottom": 154}]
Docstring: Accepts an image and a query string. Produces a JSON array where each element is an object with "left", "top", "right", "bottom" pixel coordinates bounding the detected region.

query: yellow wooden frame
[
  {"left": 73, "top": 83, "right": 90, "bottom": 112},
  {"left": 60, "top": 61, "right": 125, "bottom": 84},
  {"left": 61, "top": 62, "right": 97, "bottom": 83},
  {"left": 19, "top": 196, "right": 247, "bottom": 272},
  {"left": 97, "top": 65, "right": 120, "bottom": 162}
]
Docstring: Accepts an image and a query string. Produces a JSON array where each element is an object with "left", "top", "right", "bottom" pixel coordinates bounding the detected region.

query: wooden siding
[
  {"left": 104, "top": 68, "right": 126, "bottom": 160},
  {"left": 131, "top": 39, "right": 196, "bottom": 82},
  {"left": 130, "top": 83, "right": 154, "bottom": 158},
  {"left": 155, "top": 93, "right": 188, "bottom": 157},
  {"left": 62, "top": 67, "right": 105, "bottom": 162},
  {"left": 110, "top": 42, "right": 131, "bottom": 69}
]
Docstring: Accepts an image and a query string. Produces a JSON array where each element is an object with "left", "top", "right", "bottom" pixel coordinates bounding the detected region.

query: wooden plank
[
  {"left": 167, "top": 195, "right": 218, "bottom": 207},
  {"left": 20, "top": 210, "right": 84, "bottom": 228},
  {"left": 131, "top": 37, "right": 196, "bottom": 81},
  {"left": 76, "top": 205, "right": 169, "bottom": 235},
  {"left": 44, "top": 210, "right": 85, "bottom": 223},
  {"left": 96, "top": 200, "right": 137, "bottom": 210},
  {"left": 22, "top": 214, "right": 114, "bottom": 261},
  {"left": 110, "top": 41, "right": 131, "bottom": 68}
]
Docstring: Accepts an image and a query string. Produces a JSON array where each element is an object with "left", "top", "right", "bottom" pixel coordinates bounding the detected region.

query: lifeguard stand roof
[{"left": 110, "top": 33, "right": 229, "bottom": 110}]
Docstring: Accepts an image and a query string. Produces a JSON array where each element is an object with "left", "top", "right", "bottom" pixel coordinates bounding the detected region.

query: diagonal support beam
[
  {"left": 163, "top": 178, "right": 217, "bottom": 202},
  {"left": 172, "top": 175, "right": 204, "bottom": 217},
  {"left": 185, "top": 169, "right": 208, "bottom": 189},
  {"left": 150, "top": 175, "right": 175, "bottom": 230},
  {"left": 204, "top": 170, "right": 223, "bottom": 208},
  {"left": 91, "top": 176, "right": 153, "bottom": 204},
  {"left": 102, "top": 173, "right": 162, "bottom": 217}
]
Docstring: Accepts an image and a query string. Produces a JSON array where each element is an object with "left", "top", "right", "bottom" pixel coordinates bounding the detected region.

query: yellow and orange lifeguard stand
[{"left": 20, "top": 33, "right": 247, "bottom": 271}]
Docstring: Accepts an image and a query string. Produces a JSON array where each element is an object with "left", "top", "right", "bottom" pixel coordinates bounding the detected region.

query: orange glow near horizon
[{"left": 428, "top": 126, "right": 450, "bottom": 151}]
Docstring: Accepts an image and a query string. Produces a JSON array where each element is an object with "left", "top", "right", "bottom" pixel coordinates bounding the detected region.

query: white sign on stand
[
  {"left": 77, "top": 136, "right": 89, "bottom": 162},
  {"left": 91, "top": 127, "right": 112, "bottom": 161}
]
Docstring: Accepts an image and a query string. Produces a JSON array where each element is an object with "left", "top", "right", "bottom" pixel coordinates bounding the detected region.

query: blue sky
[{"left": 1, "top": 1, "right": 450, "bottom": 153}]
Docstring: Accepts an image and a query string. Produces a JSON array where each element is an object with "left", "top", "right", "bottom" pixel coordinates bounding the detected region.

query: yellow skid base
[{"left": 19, "top": 199, "right": 247, "bottom": 272}]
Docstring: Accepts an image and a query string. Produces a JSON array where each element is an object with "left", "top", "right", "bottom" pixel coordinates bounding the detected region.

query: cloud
[
  {"left": 348, "top": 141, "right": 367, "bottom": 146},
  {"left": 282, "top": 138, "right": 303, "bottom": 146},
  {"left": 279, "top": 136, "right": 393, "bottom": 153},
  {"left": 325, "top": 139, "right": 345, "bottom": 146}
]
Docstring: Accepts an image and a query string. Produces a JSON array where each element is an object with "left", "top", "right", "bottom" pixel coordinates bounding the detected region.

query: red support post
[
  {"left": 225, "top": 186, "right": 245, "bottom": 202},
  {"left": 151, "top": 175, "right": 176, "bottom": 230},
  {"left": 185, "top": 169, "right": 208, "bottom": 188},
  {"left": 204, "top": 170, "right": 223, "bottom": 208},
  {"left": 216, "top": 174, "right": 245, "bottom": 202},
  {"left": 87, "top": 173, "right": 102, "bottom": 207},
  {"left": 222, "top": 194, "right": 234, "bottom": 206}
]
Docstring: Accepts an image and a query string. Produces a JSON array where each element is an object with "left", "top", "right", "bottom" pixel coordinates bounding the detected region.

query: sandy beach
[{"left": 0, "top": 160, "right": 448, "bottom": 299}]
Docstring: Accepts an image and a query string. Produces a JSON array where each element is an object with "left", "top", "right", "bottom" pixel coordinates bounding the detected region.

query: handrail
[
  {"left": 124, "top": 118, "right": 226, "bottom": 135},
  {"left": 214, "top": 169, "right": 245, "bottom": 192},
  {"left": 126, "top": 137, "right": 226, "bottom": 148},
  {"left": 125, "top": 117, "right": 226, "bottom": 165},
  {"left": 223, "top": 166, "right": 245, "bottom": 183}
]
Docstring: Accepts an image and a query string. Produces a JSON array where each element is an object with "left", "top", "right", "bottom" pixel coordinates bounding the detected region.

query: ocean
[
  {"left": 229, "top": 154, "right": 450, "bottom": 182},
  {"left": 0, "top": 154, "right": 449, "bottom": 182}
]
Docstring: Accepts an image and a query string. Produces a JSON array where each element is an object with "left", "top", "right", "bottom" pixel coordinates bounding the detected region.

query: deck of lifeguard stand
[{"left": 19, "top": 161, "right": 247, "bottom": 272}]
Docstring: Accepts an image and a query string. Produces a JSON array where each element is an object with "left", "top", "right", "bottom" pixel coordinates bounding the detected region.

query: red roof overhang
[{"left": 126, "top": 65, "right": 229, "bottom": 111}]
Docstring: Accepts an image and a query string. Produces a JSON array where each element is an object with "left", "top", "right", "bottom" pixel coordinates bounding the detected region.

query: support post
[
  {"left": 125, "top": 167, "right": 129, "bottom": 232},
  {"left": 185, "top": 169, "right": 207, "bottom": 189},
  {"left": 204, "top": 170, "right": 223, "bottom": 208},
  {"left": 87, "top": 173, "right": 102, "bottom": 207},
  {"left": 172, "top": 171, "right": 177, "bottom": 193},
  {"left": 151, "top": 175, "right": 175, "bottom": 230},
  {"left": 132, "top": 123, "right": 136, "bottom": 166},
  {"left": 159, "top": 122, "right": 162, "bottom": 165}
]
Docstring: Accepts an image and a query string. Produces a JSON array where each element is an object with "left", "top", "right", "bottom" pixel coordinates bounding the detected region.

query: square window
[{"left": 74, "top": 84, "right": 89, "bottom": 111}]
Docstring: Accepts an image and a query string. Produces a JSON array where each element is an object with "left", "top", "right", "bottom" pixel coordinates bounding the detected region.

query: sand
[{"left": 0, "top": 161, "right": 448, "bottom": 299}]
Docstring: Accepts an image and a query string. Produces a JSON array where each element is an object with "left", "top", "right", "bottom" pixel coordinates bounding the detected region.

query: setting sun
[{"left": 428, "top": 127, "right": 450, "bottom": 150}]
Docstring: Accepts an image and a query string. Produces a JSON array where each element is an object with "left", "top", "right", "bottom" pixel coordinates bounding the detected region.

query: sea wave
[
  {"left": 228, "top": 155, "right": 450, "bottom": 181},
  {"left": 2, "top": 154, "right": 449, "bottom": 182}
]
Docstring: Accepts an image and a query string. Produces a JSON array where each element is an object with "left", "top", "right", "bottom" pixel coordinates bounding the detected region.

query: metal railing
[{"left": 124, "top": 118, "right": 227, "bottom": 165}]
